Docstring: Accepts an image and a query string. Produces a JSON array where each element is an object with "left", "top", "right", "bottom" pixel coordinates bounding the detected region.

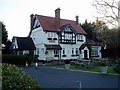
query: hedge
[
  {"left": 64, "top": 60, "right": 70, "bottom": 64},
  {"left": 2, "top": 55, "right": 33, "bottom": 65},
  {"left": 2, "top": 63, "right": 41, "bottom": 89}
]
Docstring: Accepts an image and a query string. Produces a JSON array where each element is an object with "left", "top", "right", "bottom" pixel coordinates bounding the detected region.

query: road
[{"left": 24, "top": 66, "right": 119, "bottom": 89}]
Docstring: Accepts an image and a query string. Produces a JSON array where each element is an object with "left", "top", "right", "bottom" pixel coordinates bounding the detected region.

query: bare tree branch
[{"left": 93, "top": 0, "right": 119, "bottom": 27}]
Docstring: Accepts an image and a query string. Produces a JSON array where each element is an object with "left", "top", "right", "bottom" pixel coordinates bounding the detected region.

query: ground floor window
[
  {"left": 54, "top": 50, "right": 58, "bottom": 55},
  {"left": 76, "top": 48, "right": 79, "bottom": 55},
  {"left": 54, "top": 50, "right": 59, "bottom": 57},
  {"left": 72, "top": 48, "right": 74, "bottom": 55},
  {"left": 36, "top": 48, "right": 39, "bottom": 55},
  {"left": 92, "top": 46, "right": 99, "bottom": 56},
  {"left": 63, "top": 48, "right": 65, "bottom": 55}
]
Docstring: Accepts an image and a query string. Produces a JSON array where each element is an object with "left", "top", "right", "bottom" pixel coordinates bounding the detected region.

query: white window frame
[
  {"left": 77, "top": 35, "right": 83, "bottom": 40},
  {"left": 92, "top": 46, "right": 99, "bottom": 56}
]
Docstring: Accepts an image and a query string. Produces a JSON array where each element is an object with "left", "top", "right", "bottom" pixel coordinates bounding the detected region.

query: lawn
[{"left": 46, "top": 61, "right": 119, "bottom": 75}]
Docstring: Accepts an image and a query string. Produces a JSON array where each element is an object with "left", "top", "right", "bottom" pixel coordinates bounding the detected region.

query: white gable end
[
  {"left": 32, "top": 15, "right": 41, "bottom": 30},
  {"left": 33, "top": 16, "right": 40, "bottom": 28}
]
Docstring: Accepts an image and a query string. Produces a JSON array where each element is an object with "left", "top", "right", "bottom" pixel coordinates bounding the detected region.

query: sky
[{"left": 0, "top": 0, "right": 100, "bottom": 40}]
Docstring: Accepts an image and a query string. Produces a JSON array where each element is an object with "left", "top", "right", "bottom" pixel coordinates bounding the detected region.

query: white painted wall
[
  {"left": 79, "top": 47, "right": 89, "bottom": 59},
  {"left": 30, "top": 16, "right": 100, "bottom": 60},
  {"left": 30, "top": 26, "right": 90, "bottom": 60}
]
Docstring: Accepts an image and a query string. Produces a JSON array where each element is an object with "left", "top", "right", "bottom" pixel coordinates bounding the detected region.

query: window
[
  {"left": 58, "top": 25, "right": 76, "bottom": 44},
  {"left": 92, "top": 46, "right": 99, "bottom": 56},
  {"left": 36, "top": 48, "right": 39, "bottom": 55},
  {"left": 65, "top": 33, "right": 72, "bottom": 40},
  {"left": 48, "top": 32, "right": 51, "bottom": 38},
  {"left": 54, "top": 50, "right": 58, "bottom": 55},
  {"left": 76, "top": 48, "right": 78, "bottom": 55},
  {"left": 48, "top": 32, "right": 56, "bottom": 38},
  {"left": 48, "top": 32, "right": 57, "bottom": 40},
  {"left": 77, "top": 35, "right": 83, "bottom": 41},
  {"left": 72, "top": 48, "right": 74, "bottom": 55},
  {"left": 54, "top": 50, "right": 59, "bottom": 57},
  {"left": 63, "top": 48, "right": 65, "bottom": 55}
]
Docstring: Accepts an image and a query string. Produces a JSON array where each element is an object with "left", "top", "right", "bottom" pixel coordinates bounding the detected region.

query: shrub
[
  {"left": 114, "top": 64, "right": 120, "bottom": 74},
  {"left": 64, "top": 60, "right": 70, "bottom": 64},
  {"left": 2, "top": 55, "right": 32, "bottom": 65},
  {"left": 2, "top": 63, "right": 41, "bottom": 89},
  {"left": 41, "top": 60, "right": 46, "bottom": 64}
]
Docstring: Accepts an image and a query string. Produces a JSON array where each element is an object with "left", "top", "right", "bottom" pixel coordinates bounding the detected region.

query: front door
[{"left": 84, "top": 50, "right": 88, "bottom": 59}]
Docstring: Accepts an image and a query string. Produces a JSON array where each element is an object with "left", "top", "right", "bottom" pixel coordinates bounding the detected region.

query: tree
[
  {"left": 93, "top": 0, "right": 120, "bottom": 26},
  {"left": 92, "top": 20, "right": 109, "bottom": 47},
  {"left": 92, "top": 19, "right": 109, "bottom": 47},
  {"left": 0, "top": 21, "right": 8, "bottom": 45},
  {"left": 80, "top": 20, "right": 94, "bottom": 40}
]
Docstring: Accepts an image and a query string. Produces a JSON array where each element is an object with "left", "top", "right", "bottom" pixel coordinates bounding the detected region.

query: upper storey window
[
  {"left": 77, "top": 35, "right": 84, "bottom": 41},
  {"left": 59, "top": 24, "right": 76, "bottom": 44},
  {"left": 47, "top": 32, "right": 57, "bottom": 40}
]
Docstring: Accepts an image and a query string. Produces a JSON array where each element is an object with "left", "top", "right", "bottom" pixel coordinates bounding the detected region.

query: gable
[
  {"left": 60, "top": 24, "right": 76, "bottom": 34},
  {"left": 31, "top": 15, "right": 41, "bottom": 30},
  {"left": 13, "top": 37, "right": 36, "bottom": 50}
]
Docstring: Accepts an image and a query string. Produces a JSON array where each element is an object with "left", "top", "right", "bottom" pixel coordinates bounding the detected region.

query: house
[
  {"left": 28, "top": 8, "right": 101, "bottom": 61},
  {"left": 86, "top": 39, "right": 101, "bottom": 59},
  {"left": 12, "top": 8, "right": 101, "bottom": 61},
  {"left": 12, "top": 37, "right": 36, "bottom": 55}
]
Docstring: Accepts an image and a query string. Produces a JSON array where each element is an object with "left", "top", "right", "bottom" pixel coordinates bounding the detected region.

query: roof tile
[{"left": 36, "top": 15, "right": 87, "bottom": 34}]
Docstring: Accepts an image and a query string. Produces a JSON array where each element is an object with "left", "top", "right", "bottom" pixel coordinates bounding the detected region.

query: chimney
[
  {"left": 55, "top": 8, "right": 61, "bottom": 29},
  {"left": 30, "top": 14, "right": 34, "bottom": 30},
  {"left": 28, "top": 14, "right": 34, "bottom": 37},
  {"left": 76, "top": 15, "right": 79, "bottom": 25}
]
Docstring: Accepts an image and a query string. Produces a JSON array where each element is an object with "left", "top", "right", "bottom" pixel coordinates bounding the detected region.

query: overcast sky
[{"left": 0, "top": 0, "right": 101, "bottom": 40}]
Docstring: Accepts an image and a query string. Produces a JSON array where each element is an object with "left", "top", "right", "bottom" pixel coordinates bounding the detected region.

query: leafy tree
[
  {"left": 80, "top": 20, "right": 94, "bottom": 40},
  {"left": 0, "top": 21, "right": 8, "bottom": 45},
  {"left": 92, "top": 19, "right": 109, "bottom": 47},
  {"left": 3, "top": 40, "right": 12, "bottom": 54}
]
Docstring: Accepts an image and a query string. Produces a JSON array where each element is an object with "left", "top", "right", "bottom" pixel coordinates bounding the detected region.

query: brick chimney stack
[
  {"left": 76, "top": 15, "right": 79, "bottom": 25},
  {"left": 55, "top": 8, "right": 61, "bottom": 29}
]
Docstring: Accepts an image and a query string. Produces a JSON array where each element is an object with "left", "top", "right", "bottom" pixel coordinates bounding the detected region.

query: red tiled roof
[{"left": 36, "top": 15, "right": 87, "bottom": 34}]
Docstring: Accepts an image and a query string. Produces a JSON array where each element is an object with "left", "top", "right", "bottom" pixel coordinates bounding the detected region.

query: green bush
[
  {"left": 2, "top": 63, "right": 41, "bottom": 89},
  {"left": 64, "top": 60, "right": 70, "bottom": 64},
  {"left": 2, "top": 55, "right": 32, "bottom": 65},
  {"left": 114, "top": 64, "right": 120, "bottom": 74}
]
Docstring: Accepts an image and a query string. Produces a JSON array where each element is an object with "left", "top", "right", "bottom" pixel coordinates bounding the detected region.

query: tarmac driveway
[{"left": 23, "top": 66, "right": 119, "bottom": 89}]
